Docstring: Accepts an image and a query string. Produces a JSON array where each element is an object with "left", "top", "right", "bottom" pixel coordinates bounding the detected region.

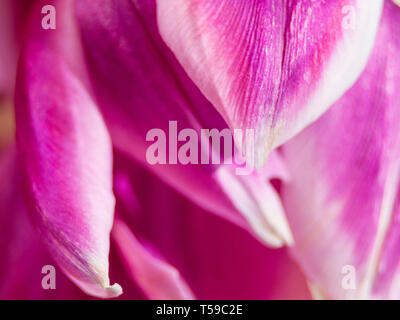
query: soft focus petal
[
  {"left": 0, "top": 0, "right": 18, "bottom": 96},
  {"left": 76, "top": 0, "right": 291, "bottom": 247},
  {"left": 113, "top": 152, "right": 310, "bottom": 299},
  {"left": 15, "top": 0, "right": 121, "bottom": 298},
  {"left": 0, "top": 100, "right": 14, "bottom": 152},
  {"left": 113, "top": 220, "right": 195, "bottom": 300},
  {"left": 0, "top": 149, "right": 143, "bottom": 300},
  {"left": 157, "top": 0, "right": 383, "bottom": 168},
  {"left": 0, "top": 147, "right": 90, "bottom": 300},
  {"left": 281, "top": 1, "right": 400, "bottom": 299}
]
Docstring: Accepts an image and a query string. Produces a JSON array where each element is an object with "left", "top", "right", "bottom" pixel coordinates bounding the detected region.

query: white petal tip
[
  {"left": 282, "top": 229, "right": 295, "bottom": 247},
  {"left": 75, "top": 278, "right": 124, "bottom": 299},
  {"left": 260, "top": 226, "right": 294, "bottom": 248},
  {"left": 102, "top": 283, "right": 123, "bottom": 298}
]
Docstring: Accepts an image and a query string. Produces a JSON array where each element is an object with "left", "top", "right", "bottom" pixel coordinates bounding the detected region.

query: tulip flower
[
  {"left": 0, "top": 144, "right": 310, "bottom": 299},
  {"left": 0, "top": 0, "right": 302, "bottom": 299},
  {"left": 0, "top": 0, "right": 398, "bottom": 301}
]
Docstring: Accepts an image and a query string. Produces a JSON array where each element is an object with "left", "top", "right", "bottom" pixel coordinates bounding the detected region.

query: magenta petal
[
  {"left": 281, "top": 1, "right": 400, "bottom": 299},
  {"left": 113, "top": 220, "right": 195, "bottom": 300},
  {"left": 75, "top": 0, "right": 292, "bottom": 247},
  {"left": 114, "top": 156, "right": 310, "bottom": 299},
  {"left": 157, "top": 0, "right": 383, "bottom": 168},
  {"left": 15, "top": 1, "right": 121, "bottom": 298},
  {"left": 0, "top": 147, "right": 90, "bottom": 300}
]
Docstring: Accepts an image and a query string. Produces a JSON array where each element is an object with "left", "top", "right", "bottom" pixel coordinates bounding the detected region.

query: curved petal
[
  {"left": 0, "top": 147, "right": 91, "bottom": 300},
  {"left": 281, "top": 1, "right": 400, "bottom": 299},
  {"left": 157, "top": 0, "right": 383, "bottom": 168},
  {"left": 15, "top": 0, "right": 121, "bottom": 298},
  {"left": 0, "top": 148, "right": 144, "bottom": 300},
  {"left": 215, "top": 151, "right": 293, "bottom": 247},
  {"left": 112, "top": 220, "right": 195, "bottom": 300},
  {"left": 113, "top": 152, "right": 310, "bottom": 299},
  {"left": 75, "top": 0, "right": 292, "bottom": 247}
]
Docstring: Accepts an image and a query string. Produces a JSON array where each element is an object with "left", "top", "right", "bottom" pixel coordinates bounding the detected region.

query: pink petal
[
  {"left": 281, "top": 1, "right": 400, "bottom": 299},
  {"left": 75, "top": 0, "right": 292, "bottom": 247},
  {"left": 0, "top": 147, "right": 90, "bottom": 300},
  {"left": 113, "top": 156, "right": 310, "bottom": 299},
  {"left": 215, "top": 151, "right": 293, "bottom": 247},
  {"left": 0, "top": 147, "right": 143, "bottom": 300},
  {"left": 112, "top": 220, "right": 195, "bottom": 300},
  {"left": 157, "top": 0, "right": 383, "bottom": 168},
  {"left": 15, "top": 0, "right": 121, "bottom": 298}
]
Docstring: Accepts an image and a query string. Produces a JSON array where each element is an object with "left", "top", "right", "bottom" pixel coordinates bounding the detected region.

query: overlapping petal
[
  {"left": 281, "top": 1, "right": 400, "bottom": 299},
  {"left": 157, "top": 0, "right": 383, "bottom": 168},
  {"left": 15, "top": 0, "right": 121, "bottom": 298},
  {"left": 113, "top": 219, "right": 195, "bottom": 300},
  {"left": 215, "top": 151, "right": 293, "bottom": 247},
  {"left": 113, "top": 153, "right": 310, "bottom": 299},
  {"left": 0, "top": 147, "right": 90, "bottom": 300},
  {"left": 75, "top": 0, "right": 292, "bottom": 247}
]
